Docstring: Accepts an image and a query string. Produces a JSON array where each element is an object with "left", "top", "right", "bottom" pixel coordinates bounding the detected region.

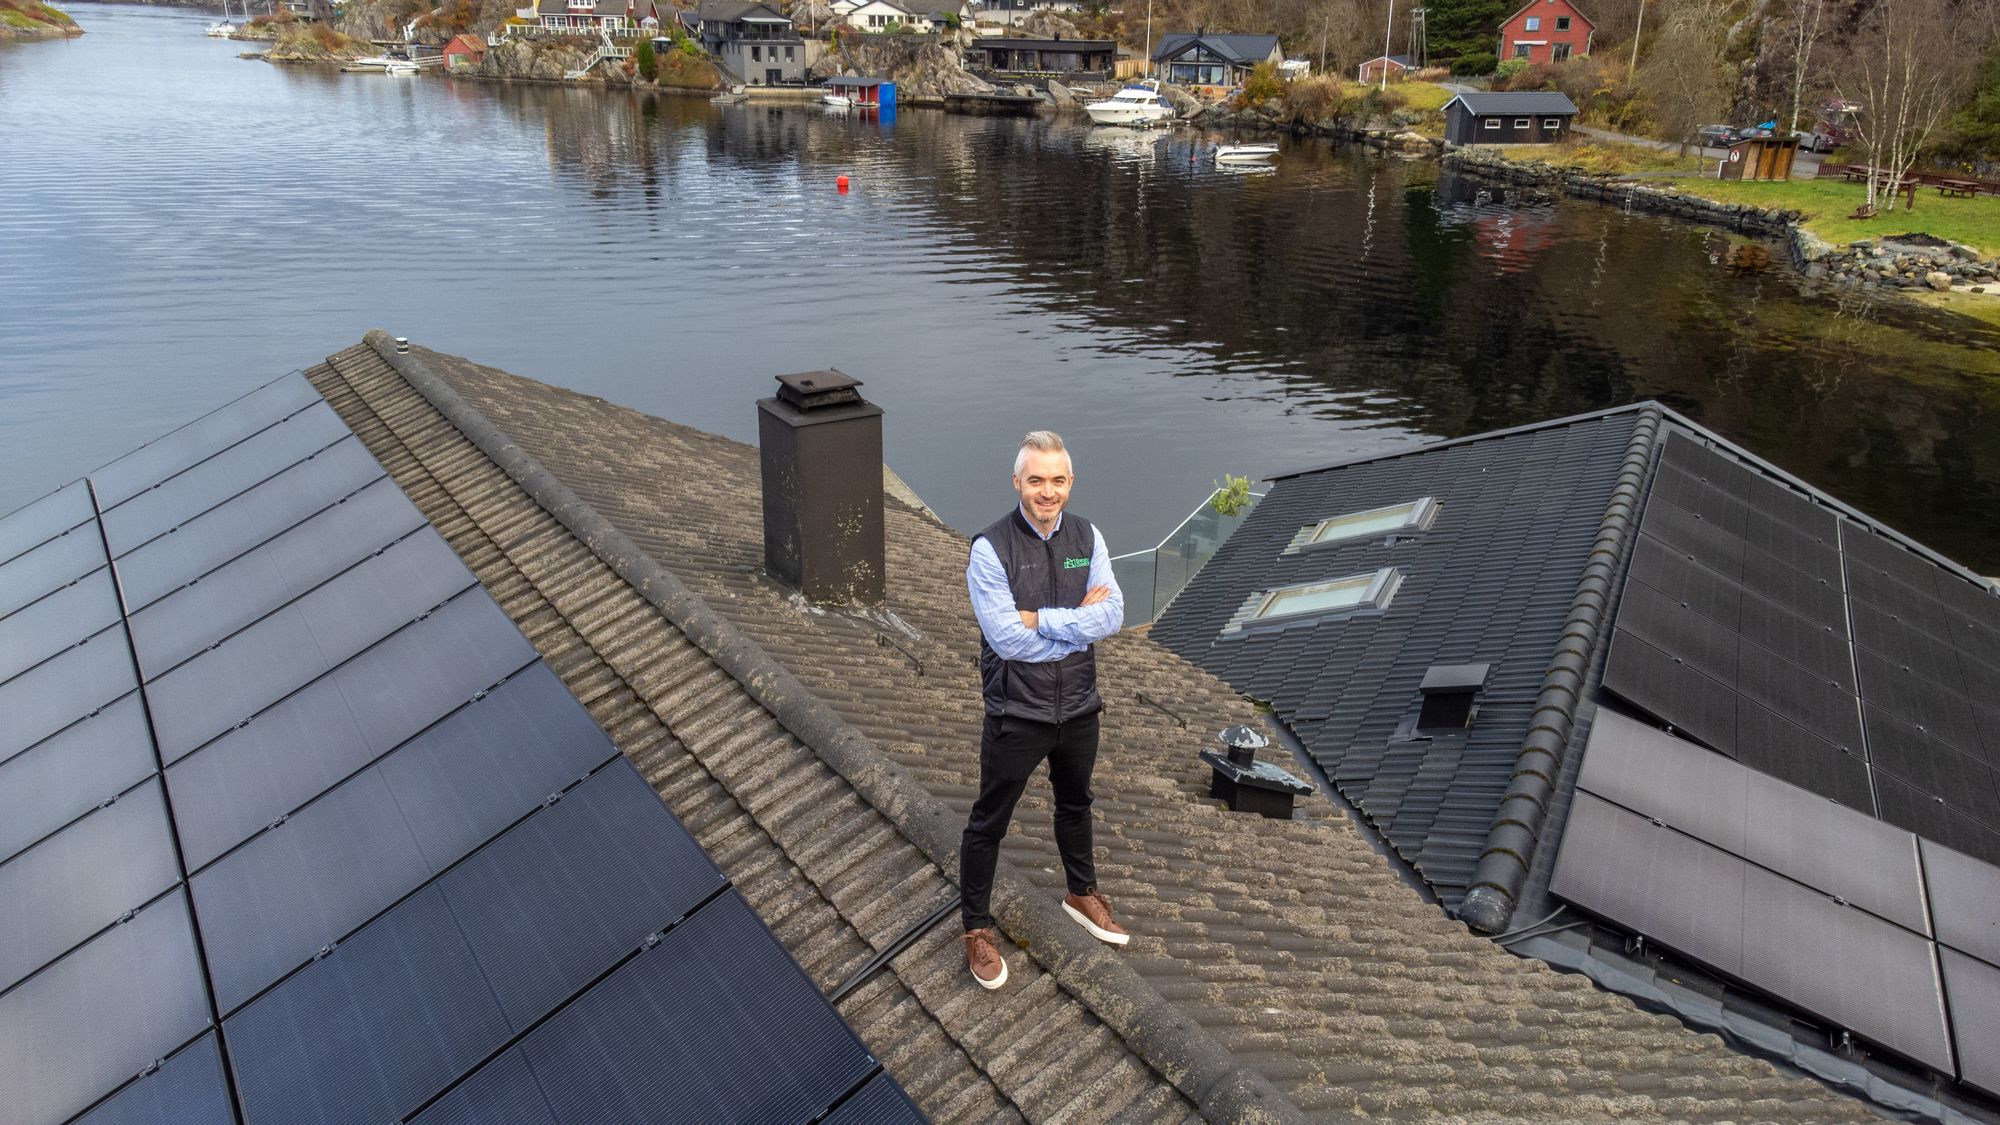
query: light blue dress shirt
[{"left": 967, "top": 506, "right": 1124, "bottom": 663}]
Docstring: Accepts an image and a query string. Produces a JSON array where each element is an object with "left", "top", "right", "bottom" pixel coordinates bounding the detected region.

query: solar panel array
[
  {"left": 0, "top": 373, "right": 920, "bottom": 1125},
  {"left": 1554, "top": 711, "right": 2000, "bottom": 1095},
  {"left": 1602, "top": 431, "right": 2000, "bottom": 866}
]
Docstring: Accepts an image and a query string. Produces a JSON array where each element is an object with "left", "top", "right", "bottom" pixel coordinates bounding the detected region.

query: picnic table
[{"left": 1938, "top": 179, "right": 1981, "bottom": 199}]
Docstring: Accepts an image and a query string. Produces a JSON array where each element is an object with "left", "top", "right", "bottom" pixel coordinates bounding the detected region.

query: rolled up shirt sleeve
[
  {"left": 968, "top": 537, "right": 1074, "bottom": 663},
  {"left": 1034, "top": 526, "right": 1124, "bottom": 646}
]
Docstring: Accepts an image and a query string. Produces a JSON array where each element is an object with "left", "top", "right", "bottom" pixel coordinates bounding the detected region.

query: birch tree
[
  {"left": 1780, "top": 0, "right": 1826, "bottom": 133},
  {"left": 1840, "top": 0, "right": 1978, "bottom": 212}
]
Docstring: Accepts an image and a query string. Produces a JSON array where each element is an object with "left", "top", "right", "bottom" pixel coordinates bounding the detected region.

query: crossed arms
[{"left": 967, "top": 528, "right": 1125, "bottom": 663}]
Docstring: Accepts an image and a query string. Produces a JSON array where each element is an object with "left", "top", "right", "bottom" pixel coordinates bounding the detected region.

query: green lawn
[
  {"left": 1680, "top": 177, "right": 2000, "bottom": 258},
  {"left": 1505, "top": 139, "right": 1706, "bottom": 175},
  {"left": 1396, "top": 81, "right": 1455, "bottom": 113}
]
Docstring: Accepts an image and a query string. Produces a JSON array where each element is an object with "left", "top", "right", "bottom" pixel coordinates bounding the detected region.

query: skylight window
[
  {"left": 1223, "top": 567, "right": 1403, "bottom": 634},
  {"left": 1287, "top": 497, "right": 1437, "bottom": 553}
]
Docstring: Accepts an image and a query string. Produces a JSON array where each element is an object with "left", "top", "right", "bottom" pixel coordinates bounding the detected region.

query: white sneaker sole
[
  {"left": 972, "top": 955, "right": 1008, "bottom": 990},
  {"left": 1063, "top": 900, "right": 1131, "bottom": 946}
]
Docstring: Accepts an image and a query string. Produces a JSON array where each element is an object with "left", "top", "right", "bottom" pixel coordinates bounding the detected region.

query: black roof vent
[
  {"left": 773, "top": 369, "right": 864, "bottom": 412},
  {"left": 1200, "top": 725, "right": 1313, "bottom": 819},
  {"left": 1417, "top": 662, "right": 1491, "bottom": 732}
]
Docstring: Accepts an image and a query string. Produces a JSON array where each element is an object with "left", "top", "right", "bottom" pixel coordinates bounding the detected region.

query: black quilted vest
[{"left": 974, "top": 507, "right": 1103, "bottom": 725}]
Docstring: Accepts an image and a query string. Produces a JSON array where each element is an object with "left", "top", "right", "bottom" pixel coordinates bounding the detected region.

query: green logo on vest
[{"left": 1063, "top": 557, "right": 1091, "bottom": 569}]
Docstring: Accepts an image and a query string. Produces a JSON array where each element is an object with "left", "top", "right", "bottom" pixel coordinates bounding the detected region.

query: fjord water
[{"left": 6, "top": 6, "right": 2000, "bottom": 568}]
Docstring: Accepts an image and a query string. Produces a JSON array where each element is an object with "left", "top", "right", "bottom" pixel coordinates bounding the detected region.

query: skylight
[
  {"left": 1287, "top": 497, "right": 1437, "bottom": 552},
  {"left": 1224, "top": 567, "right": 1402, "bottom": 634}
]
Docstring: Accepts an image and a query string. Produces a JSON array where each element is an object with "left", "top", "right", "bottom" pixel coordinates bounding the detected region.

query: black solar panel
[
  {"left": 126, "top": 479, "right": 427, "bottom": 677},
  {"left": 1553, "top": 791, "right": 1747, "bottom": 976},
  {"left": 410, "top": 1050, "right": 559, "bottom": 1125},
  {"left": 0, "top": 525, "right": 107, "bottom": 618},
  {"left": 0, "top": 890, "right": 211, "bottom": 1125},
  {"left": 100, "top": 402, "right": 352, "bottom": 557},
  {"left": 0, "top": 635, "right": 138, "bottom": 762},
  {"left": 1941, "top": 950, "right": 2000, "bottom": 1098},
  {"left": 1603, "top": 630, "right": 1737, "bottom": 754},
  {"left": 0, "top": 781, "right": 179, "bottom": 992},
  {"left": 88, "top": 373, "right": 322, "bottom": 510},
  {"left": 1923, "top": 839, "right": 2000, "bottom": 965},
  {"left": 1733, "top": 700, "right": 1873, "bottom": 815},
  {"left": 0, "top": 481, "right": 94, "bottom": 566},
  {"left": 437, "top": 761, "right": 723, "bottom": 1026},
  {"left": 519, "top": 891, "right": 879, "bottom": 1124},
  {"left": 112, "top": 437, "right": 386, "bottom": 612},
  {"left": 0, "top": 693, "right": 155, "bottom": 864},
  {"left": 0, "top": 567, "right": 123, "bottom": 684},
  {"left": 75, "top": 1033, "right": 235, "bottom": 1125}
]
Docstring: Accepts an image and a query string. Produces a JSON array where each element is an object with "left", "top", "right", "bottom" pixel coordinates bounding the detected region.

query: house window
[
  {"left": 786, "top": 44, "right": 795, "bottom": 59},
  {"left": 1513, "top": 42, "right": 1531, "bottom": 58},
  {"left": 1227, "top": 567, "right": 1404, "bottom": 632},
  {"left": 752, "top": 44, "right": 761, "bottom": 60},
  {"left": 1544, "top": 117, "right": 1562, "bottom": 128},
  {"left": 1523, "top": 16, "right": 1539, "bottom": 30},
  {"left": 1556, "top": 15, "right": 1570, "bottom": 29},
  {"left": 1485, "top": 118, "right": 1501, "bottom": 130},
  {"left": 1514, "top": 117, "right": 1530, "bottom": 128},
  {"left": 1288, "top": 498, "right": 1438, "bottom": 552},
  {"left": 1552, "top": 42, "right": 1572, "bottom": 61}
]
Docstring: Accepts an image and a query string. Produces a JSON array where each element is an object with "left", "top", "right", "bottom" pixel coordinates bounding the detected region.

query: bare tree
[
  {"left": 1838, "top": 0, "right": 1979, "bottom": 212},
  {"left": 1778, "top": 0, "right": 1826, "bottom": 132},
  {"left": 1634, "top": 0, "right": 1733, "bottom": 149}
]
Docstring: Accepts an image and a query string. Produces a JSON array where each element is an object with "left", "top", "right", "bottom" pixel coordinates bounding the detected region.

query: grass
[
  {"left": 1676, "top": 178, "right": 2000, "bottom": 258},
  {"left": 0, "top": 0, "right": 77, "bottom": 30},
  {"left": 1502, "top": 138, "right": 1706, "bottom": 175},
  {"left": 1394, "top": 81, "right": 1454, "bottom": 113}
]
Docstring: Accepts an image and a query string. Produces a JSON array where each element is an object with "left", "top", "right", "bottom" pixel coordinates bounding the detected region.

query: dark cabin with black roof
[
  {"left": 1157, "top": 403, "right": 2000, "bottom": 1120},
  {"left": 1443, "top": 90, "right": 1580, "bottom": 144}
]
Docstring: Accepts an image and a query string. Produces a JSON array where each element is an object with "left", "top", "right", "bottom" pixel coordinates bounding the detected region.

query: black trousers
[{"left": 960, "top": 711, "right": 1100, "bottom": 933}]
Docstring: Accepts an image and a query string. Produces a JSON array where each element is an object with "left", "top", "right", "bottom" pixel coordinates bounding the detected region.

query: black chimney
[
  {"left": 757, "top": 370, "right": 885, "bottom": 605},
  {"left": 1417, "top": 663, "right": 1491, "bottom": 732},
  {"left": 1200, "top": 725, "right": 1313, "bottom": 819}
]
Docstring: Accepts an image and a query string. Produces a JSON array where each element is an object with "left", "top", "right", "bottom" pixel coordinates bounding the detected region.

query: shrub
[
  {"left": 635, "top": 36, "right": 657, "bottom": 80},
  {"left": 1211, "top": 475, "right": 1253, "bottom": 517},
  {"left": 1283, "top": 75, "right": 1341, "bottom": 123},
  {"left": 1494, "top": 57, "right": 1529, "bottom": 81},
  {"left": 1237, "top": 60, "right": 1285, "bottom": 108},
  {"left": 1451, "top": 52, "right": 1496, "bottom": 77}
]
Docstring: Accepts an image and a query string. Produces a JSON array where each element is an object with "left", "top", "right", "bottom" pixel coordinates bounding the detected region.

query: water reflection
[{"left": 3, "top": 5, "right": 1998, "bottom": 568}]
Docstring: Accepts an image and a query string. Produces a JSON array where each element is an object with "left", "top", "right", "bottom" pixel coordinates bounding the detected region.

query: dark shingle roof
[
  {"left": 1151, "top": 32, "right": 1281, "bottom": 65},
  {"left": 1445, "top": 91, "right": 1581, "bottom": 116},
  {"left": 328, "top": 336, "right": 1878, "bottom": 1122}
]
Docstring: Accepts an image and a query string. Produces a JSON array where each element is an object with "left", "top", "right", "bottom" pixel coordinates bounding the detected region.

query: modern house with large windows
[
  {"left": 1148, "top": 31, "right": 1281, "bottom": 89},
  {"left": 696, "top": 0, "right": 805, "bottom": 84}
]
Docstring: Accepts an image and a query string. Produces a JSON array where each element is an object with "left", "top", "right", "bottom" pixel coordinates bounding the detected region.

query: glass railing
[{"left": 1112, "top": 488, "right": 1263, "bottom": 628}]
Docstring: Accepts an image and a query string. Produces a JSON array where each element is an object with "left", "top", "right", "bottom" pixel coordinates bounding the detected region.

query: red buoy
[{"left": 837, "top": 175, "right": 850, "bottom": 193}]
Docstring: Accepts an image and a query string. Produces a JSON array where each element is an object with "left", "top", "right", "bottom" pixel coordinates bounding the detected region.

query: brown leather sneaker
[
  {"left": 964, "top": 927, "right": 1008, "bottom": 990},
  {"left": 1062, "top": 887, "right": 1130, "bottom": 946}
]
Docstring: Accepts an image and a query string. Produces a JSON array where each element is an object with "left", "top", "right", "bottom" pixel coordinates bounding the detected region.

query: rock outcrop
[
  {"left": 475, "top": 36, "right": 619, "bottom": 82},
  {"left": 0, "top": 0, "right": 82, "bottom": 39},
  {"left": 260, "top": 24, "right": 373, "bottom": 62},
  {"left": 816, "top": 35, "right": 992, "bottom": 97}
]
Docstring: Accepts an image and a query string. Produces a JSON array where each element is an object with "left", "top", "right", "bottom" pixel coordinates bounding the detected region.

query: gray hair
[{"left": 1013, "top": 431, "right": 1074, "bottom": 477}]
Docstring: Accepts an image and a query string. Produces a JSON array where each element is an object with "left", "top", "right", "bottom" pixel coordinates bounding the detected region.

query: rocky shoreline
[{"left": 1, "top": 0, "right": 83, "bottom": 38}]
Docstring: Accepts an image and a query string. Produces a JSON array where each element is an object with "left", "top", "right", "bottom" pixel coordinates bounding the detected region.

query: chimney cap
[
  {"left": 1217, "top": 724, "right": 1268, "bottom": 751},
  {"left": 774, "top": 369, "right": 864, "bottom": 411}
]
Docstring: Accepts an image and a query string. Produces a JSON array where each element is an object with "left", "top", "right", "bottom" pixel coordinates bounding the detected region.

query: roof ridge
[
  {"left": 357, "top": 330, "right": 1303, "bottom": 1125},
  {"left": 1267, "top": 400, "right": 1662, "bottom": 482},
  {"left": 1458, "top": 405, "right": 1661, "bottom": 932}
]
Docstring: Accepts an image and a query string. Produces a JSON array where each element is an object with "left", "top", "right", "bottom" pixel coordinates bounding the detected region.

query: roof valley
[{"left": 311, "top": 343, "right": 1201, "bottom": 1123}]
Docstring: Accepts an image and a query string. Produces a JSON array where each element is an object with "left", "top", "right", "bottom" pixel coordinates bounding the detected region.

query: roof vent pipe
[
  {"left": 394, "top": 336, "right": 410, "bottom": 354},
  {"left": 757, "top": 369, "right": 885, "bottom": 606},
  {"left": 1200, "top": 725, "right": 1313, "bottom": 819},
  {"left": 1417, "top": 663, "right": 1491, "bottom": 732}
]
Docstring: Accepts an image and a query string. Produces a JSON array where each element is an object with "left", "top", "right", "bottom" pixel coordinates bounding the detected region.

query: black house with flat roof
[
  {"left": 1443, "top": 90, "right": 1579, "bottom": 144},
  {"left": 1156, "top": 403, "right": 2000, "bottom": 1119},
  {"left": 970, "top": 36, "right": 1115, "bottom": 79}
]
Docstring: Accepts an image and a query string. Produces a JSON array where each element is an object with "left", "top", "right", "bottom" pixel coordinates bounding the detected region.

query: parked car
[
  {"left": 1732, "top": 125, "right": 1776, "bottom": 142},
  {"left": 1696, "top": 125, "right": 1735, "bottom": 149},
  {"left": 1791, "top": 129, "right": 1839, "bottom": 154}
]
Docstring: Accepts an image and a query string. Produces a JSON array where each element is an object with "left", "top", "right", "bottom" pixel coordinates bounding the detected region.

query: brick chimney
[{"left": 757, "top": 370, "right": 885, "bottom": 605}]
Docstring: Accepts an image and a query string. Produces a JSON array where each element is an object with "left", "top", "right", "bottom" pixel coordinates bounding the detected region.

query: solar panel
[
  {"left": 0, "top": 890, "right": 210, "bottom": 1125},
  {"left": 1737, "top": 768, "right": 1927, "bottom": 936},
  {"left": 166, "top": 597, "right": 539, "bottom": 868},
  {"left": 1615, "top": 581, "right": 1737, "bottom": 684},
  {"left": 0, "top": 481, "right": 94, "bottom": 567},
  {"left": 0, "top": 525, "right": 107, "bottom": 618},
  {"left": 1638, "top": 505, "right": 1744, "bottom": 580},
  {"left": 0, "top": 634, "right": 138, "bottom": 762},
  {"left": 1864, "top": 707, "right": 2000, "bottom": 823},
  {"left": 1736, "top": 593, "right": 1850, "bottom": 689},
  {"left": 0, "top": 780, "right": 179, "bottom": 992},
  {"left": 521, "top": 892, "right": 879, "bottom": 1124},
  {"left": 1941, "top": 949, "right": 2000, "bottom": 1098},
  {"left": 1733, "top": 700, "right": 1874, "bottom": 814},
  {"left": 1848, "top": 562, "right": 1953, "bottom": 642},
  {"left": 100, "top": 402, "right": 352, "bottom": 557},
  {"left": 0, "top": 693, "right": 155, "bottom": 864},
  {"left": 1602, "top": 631, "right": 1737, "bottom": 755},
  {"left": 1922, "top": 841, "right": 2000, "bottom": 966},
  {"left": 821, "top": 1072, "right": 926, "bottom": 1124},
  {"left": 74, "top": 1033, "right": 235, "bottom": 1125},
  {"left": 144, "top": 533, "right": 475, "bottom": 760},
  {"left": 378, "top": 666, "right": 621, "bottom": 872},
  {"left": 1739, "top": 864, "right": 1954, "bottom": 1072},
  {"left": 0, "top": 567, "right": 123, "bottom": 684},
  {"left": 88, "top": 372, "right": 322, "bottom": 510},
  {"left": 410, "top": 1050, "right": 559, "bottom": 1125},
  {"left": 193, "top": 766, "right": 434, "bottom": 1013},
  {"left": 1734, "top": 643, "right": 1861, "bottom": 750},
  {"left": 437, "top": 761, "right": 723, "bottom": 1026},
  {"left": 112, "top": 437, "right": 386, "bottom": 612},
  {"left": 1553, "top": 791, "right": 1747, "bottom": 976},
  {"left": 1574, "top": 710, "right": 1746, "bottom": 853},
  {"left": 1626, "top": 535, "right": 1741, "bottom": 629},
  {"left": 225, "top": 884, "right": 514, "bottom": 1125},
  {"left": 126, "top": 479, "right": 429, "bottom": 678}
]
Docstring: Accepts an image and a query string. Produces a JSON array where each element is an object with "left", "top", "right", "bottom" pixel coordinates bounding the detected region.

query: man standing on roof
[{"left": 961, "top": 430, "right": 1128, "bottom": 991}]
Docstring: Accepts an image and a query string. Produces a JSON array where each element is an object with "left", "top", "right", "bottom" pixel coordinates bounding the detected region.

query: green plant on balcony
[{"left": 1211, "top": 474, "right": 1253, "bottom": 517}]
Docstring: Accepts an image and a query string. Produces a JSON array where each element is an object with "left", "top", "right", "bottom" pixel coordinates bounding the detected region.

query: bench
[{"left": 1938, "top": 180, "right": 1980, "bottom": 199}]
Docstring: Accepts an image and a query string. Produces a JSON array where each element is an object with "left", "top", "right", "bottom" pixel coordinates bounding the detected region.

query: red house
[{"left": 1497, "top": 0, "right": 1593, "bottom": 65}]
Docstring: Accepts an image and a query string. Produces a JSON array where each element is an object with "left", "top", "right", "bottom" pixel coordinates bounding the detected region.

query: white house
[{"left": 844, "top": 0, "right": 916, "bottom": 31}]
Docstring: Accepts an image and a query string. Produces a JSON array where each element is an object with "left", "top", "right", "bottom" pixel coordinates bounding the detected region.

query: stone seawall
[{"left": 1444, "top": 148, "right": 2000, "bottom": 295}]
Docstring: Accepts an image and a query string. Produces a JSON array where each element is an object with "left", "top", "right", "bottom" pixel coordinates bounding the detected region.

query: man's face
[{"left": 1013, "top": 449, "right": 1074, "bottom": 528}]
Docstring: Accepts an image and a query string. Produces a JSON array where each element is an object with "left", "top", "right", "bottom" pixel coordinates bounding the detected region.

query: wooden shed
[{"left": 1442, "top": 91, "right": 1580, "bottom": 145}]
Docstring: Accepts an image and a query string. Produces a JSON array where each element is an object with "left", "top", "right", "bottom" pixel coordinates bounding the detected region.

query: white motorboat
[
  {"left": 205, "top": 0, "right": 236, "bottom": 37},
  {"left": 1084, "top": 80, "right": 1173, "bottom": 128},
  {"left": 386, "top": 60, "right": 419, "bottom": 75},
  {"left": 1214, "top": 142, "right": 1279, "bottom": 163},
  {"left": 822, "top": 92, "right": 852, "bottom": 110}
]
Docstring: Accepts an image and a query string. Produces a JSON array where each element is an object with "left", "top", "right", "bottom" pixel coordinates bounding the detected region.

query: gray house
[
  {"left": 1443, "top": 90, "right": 1579, "bottom": 144},
  {"left": 697, "top": 0, "right": 805, "bottom": 85},
  {"left": 1149, "top": 31, "right": 1282, "bottom": 88}
]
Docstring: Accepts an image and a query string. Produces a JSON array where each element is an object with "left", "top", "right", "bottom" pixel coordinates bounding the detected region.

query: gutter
[
  {"left": 360, "top": 331, "right": 1303, "bottom": 1125},
  {"left": 1458, "top": 405, "right": 1660, "bottom": 933}
]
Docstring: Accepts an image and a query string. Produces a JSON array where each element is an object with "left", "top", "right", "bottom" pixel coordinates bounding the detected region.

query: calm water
[{"left": 7, "top": 6, "right": 2000, "bottom": 568}]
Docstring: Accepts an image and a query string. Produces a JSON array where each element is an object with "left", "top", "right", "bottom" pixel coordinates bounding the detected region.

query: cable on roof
[
  {"left": 829, "top": 892, "right": 962, "bottom": 1004},
  {"left": 1487, "top": 904, "right": 1566, "bottom": 943}
]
